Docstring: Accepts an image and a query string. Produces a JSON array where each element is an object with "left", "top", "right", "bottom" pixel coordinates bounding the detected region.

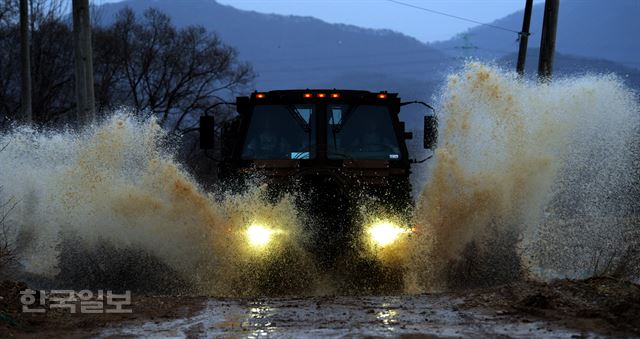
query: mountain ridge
[
  {"left": 94, "top": 0, "right": 640, "bottom": 126},
  {"left": 431, "top": 0, "right": 640, "bottom": 70}
]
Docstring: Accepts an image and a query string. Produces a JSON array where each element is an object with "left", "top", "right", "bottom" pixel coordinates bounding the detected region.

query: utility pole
[
  {"left": 516, "top": 0, "right": 533, "bottom": 76},
  {"left": 538, "top": 0, "right": 560, "bottom": 82},
  {"left": 72, "top": 0, "right": 95, "bottom": 124},
  {"left": 20, "top": 0, "right": 32, "bottom": 123}
]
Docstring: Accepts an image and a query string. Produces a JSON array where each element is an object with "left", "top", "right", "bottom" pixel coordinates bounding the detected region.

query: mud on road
[{"left": 1, "top": 277, "right": 639, "bottom": 338}]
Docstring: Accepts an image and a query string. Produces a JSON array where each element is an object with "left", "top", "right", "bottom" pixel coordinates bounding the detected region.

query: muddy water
[
  {"left": 405, "top": 63, "right": 640, "bottom": 291},
  {"left": 0, "top": 115, "right": 315, "bottom": 294},
  {"left": 99, "top": 295, "right": 587, "bottom": 338},
  {"left": 1, "top": 62, "right": 638, "bottom": 295}
]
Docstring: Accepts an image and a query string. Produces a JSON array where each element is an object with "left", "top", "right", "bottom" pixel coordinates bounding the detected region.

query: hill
[
  {"left": 499, "top": 49, "right": 640, "bottom": 89},
  {"left": 97, "top": 0, "right": 450, "bottom": 94},
  {"left": 432, "top": 0, "right": 640, "bottom": 70},
  {"left": 94, "top": 0, "right": 639, "bottom": 125}
]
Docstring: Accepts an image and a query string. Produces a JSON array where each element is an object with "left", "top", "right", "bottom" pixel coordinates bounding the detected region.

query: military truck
[{"left": 200, "top": 89, "right": 437, "bottom": 289}]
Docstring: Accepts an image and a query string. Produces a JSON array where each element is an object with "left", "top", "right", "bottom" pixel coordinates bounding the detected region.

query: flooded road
[
  {"left": 3, "top": 278, "right": 637, "bottom": 338},
  {"left": 1, "top": 64, "right": 638, "bottom": 338},
  {"left": 99, "top": 294, "right": 587, "bottom": 338}
]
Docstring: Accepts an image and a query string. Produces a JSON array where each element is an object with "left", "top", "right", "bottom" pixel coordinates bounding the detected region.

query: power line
[{"left": 385, "top": 0, "right": 521, "bottom": 35}]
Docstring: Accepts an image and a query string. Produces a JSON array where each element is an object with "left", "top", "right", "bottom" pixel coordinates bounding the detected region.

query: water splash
[
  {"left": 1, "top": 62, "right": 638, "bottom": 295},
  {"left": 0, "top": 113, "right": 315, "bottom": 295},
  {"left": 406, "top": 62, "right": 640, "bottom": 291}
]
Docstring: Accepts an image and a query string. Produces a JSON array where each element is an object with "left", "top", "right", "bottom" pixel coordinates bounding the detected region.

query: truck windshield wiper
[
  {"left": 332, "top": 103, "right": 359, "bottom": 134},
  {"left": 330, "top": 103, "right": 360, "bottom": 153},
  {"left": 286, "top": 105, "right": 311, "bottom": 133}
]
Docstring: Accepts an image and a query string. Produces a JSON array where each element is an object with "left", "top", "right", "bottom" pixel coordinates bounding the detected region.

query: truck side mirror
[
  {"left": 423, "top": 115, "right": 437, "bottom": 149},
  {"left": 199, "top": 115, "right": 215, "bottom": 150}
]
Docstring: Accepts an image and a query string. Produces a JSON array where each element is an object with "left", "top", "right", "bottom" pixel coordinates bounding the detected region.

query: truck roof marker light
[
  {"left": 317, "top": 93, "right": 326, "bottom": 98},
  {"left": 304, "top": 93, "right": 313, "bottom": 98},
  {"left": 377, "top": 93, "right": 387, "bottom": 99},
  {"left": 255, "top": 93, "right": 266, "bottom": 99},
  {"left": 331, "top": 93, "right": 340, "bottom": 98}
]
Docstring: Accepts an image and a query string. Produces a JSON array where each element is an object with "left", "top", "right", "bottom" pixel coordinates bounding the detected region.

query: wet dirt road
[
  {"left": 3, "top": 278, "right": 638, "bottom": 338},
  {"left": 98, "top": 294, "right": 588, "bottom": 338}
]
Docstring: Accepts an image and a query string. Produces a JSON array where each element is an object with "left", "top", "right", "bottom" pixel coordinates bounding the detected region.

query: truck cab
[{"left": 200, "top": 89, "right": 437, "bottom": 271}]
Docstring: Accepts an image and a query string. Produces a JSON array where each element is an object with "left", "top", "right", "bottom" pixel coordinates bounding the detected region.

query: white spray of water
[
  {"left": 0, "top": 114, "right": 314, "bottom": 295},
  {"left": 405, "top": 62, "right": 640, "bottom": 291},
  {"left": 1, "top": 62, "right": 638, "bottom": 295}
]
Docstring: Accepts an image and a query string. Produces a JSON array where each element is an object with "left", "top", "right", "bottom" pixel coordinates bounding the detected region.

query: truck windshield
[
  {"left": 241, "top": 104, "right": 316, "bottom": 160},
  {"left": 327, "top": 104, "right": 401, "bottom": 160}
]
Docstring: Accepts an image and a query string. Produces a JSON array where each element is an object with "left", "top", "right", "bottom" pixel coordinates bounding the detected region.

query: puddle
[{"left": 100, "top": 294, "right": 591, "bottom": 338}]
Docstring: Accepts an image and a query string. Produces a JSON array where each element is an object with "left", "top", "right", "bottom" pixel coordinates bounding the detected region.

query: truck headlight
[
  {"left": 367, "top": 221, "right": 411, "bottom": 247},
  {"left": 246, "top": 224, "right": 274, "bottom": 247}
]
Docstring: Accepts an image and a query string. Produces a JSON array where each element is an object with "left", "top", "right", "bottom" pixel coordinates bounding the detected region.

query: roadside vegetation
[
  {"left": 0, "top": 144, "right": 18, "bottom": 277},
  {"left": 0, "top": 0, "right": 253, "bottom": 132}
]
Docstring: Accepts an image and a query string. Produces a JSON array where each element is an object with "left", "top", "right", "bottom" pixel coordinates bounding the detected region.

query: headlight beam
[
  {"left": 246, "top": 224, "right": 274, "bottom": 247},
  {"left": 368, "top": 221, "right": 409, "bottom": 247}
]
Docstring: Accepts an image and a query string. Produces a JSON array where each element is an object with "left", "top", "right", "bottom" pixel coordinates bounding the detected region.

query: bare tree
[
  {"left": 2, "top": 5, "right": 253, "bottom": 131},
  {"left": 0, "top": 24, "right": 20, "bottom": 125},
  {"left": 0, "top": 191, "right": 18, "bottom": 273},
  {"left": 94, "top": 8, "right": 254, "bottom": 132},
  {"left": 0, "top": 144, "right": 18, "bottom": 273},
  {"left": 29, "top": 0, "right": 69, "bottom": 26},
  {"left": 30, "top": 18, "right": 75, "bottom": 123},
  {"left": 0, "top": 0, "right": 17, "bottom": 28},
  {"left": 0, "top": 0, "right": 74, "bottom": 126}
]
